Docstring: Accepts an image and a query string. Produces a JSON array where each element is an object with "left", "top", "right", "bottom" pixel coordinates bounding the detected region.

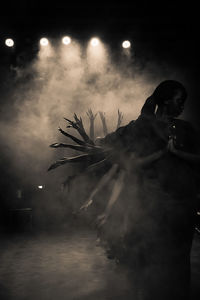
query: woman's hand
[
  {"left": 80, "top": 199, "right": 93, "bottom": 211},
  {"left": 167, "top": 138, "right": 200, "bottom": 163},
  {"left": 86, "top": 109, "right": 97, "bottom": 121},
  {"left": 73, "top": 113, "right": 84, "bottom": 130},
  {"left": 99, "top": 111, "right": 106, "bottom": 123},
  {"left": 86, "top": 109, "right": 97, "bottom": 141},
  {"left": 116, "top": 109, "right": 123, "bottom": 129},
  {"left": 96, "top": 213, "right": 107, "bottom": 228}
]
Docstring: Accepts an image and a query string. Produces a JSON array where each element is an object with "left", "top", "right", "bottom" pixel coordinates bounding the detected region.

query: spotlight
[
  {"left": 122, "top": 40, "right": 131, "bottom": 49},
  {"left": 38, "top": 185, "right": 43, "bottom": 189},
  {"left": 40, "top": 38, "right": 49, "bottom": 46},
  {"left": 62, "top": 36, "right": 71, "bottom": 45},
  {"left": 91, "top": 38, "right": 99, "bottom": 47},
  {"left": 5, "top": 38, "right": 14, "bottom": 47}
]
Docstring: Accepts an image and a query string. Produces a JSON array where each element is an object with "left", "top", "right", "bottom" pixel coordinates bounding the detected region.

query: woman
[
  {"left": 97, "top": 80, "right": 200, "bottom": 299},
  {"left": 49, "top": 80, "right": 199, "bottom": 299}
]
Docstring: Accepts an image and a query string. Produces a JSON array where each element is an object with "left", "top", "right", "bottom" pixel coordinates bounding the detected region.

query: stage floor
[{"left": 0, "top": 229, "right": 200, "bottom": 300}]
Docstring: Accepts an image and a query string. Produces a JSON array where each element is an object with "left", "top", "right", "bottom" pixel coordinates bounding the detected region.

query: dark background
[
  {"left": 0, "top": 0, "right": 199, "bottom": 231},
  {"left": 0, "top": 1, "right": 199, "bottom": 112},
  {"left": 0, "top": 1, "right": 198, "bottom": 66}
]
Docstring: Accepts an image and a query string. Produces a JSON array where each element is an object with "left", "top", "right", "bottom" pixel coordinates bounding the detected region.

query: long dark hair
[{"left": 141, "top": 80, "right": 187, "bottom": 116}]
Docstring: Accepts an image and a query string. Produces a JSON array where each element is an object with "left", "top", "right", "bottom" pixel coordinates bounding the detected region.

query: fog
[
  {"left": 0, "top": 33, "right": 199, "bottom": 300},
  {"left": 0, "top": 37, "right": 192, "bottom": 228}
]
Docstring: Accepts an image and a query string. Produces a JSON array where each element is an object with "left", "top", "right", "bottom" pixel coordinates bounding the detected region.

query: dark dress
[{"left": 100, "top": 113, "right": 199, "bottom": 299}]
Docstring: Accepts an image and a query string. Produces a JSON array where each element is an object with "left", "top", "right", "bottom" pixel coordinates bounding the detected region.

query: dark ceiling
[
  {"left": 0, "top": 1, "right": 198, "bottom": 71},
  {"left": 0, "top": 2, "right": 197, "bottom": 37}
]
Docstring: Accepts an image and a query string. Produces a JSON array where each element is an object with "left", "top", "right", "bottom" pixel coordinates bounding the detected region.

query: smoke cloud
[{"left": 0, "top": 37, "right": 190, "bottom": 227}]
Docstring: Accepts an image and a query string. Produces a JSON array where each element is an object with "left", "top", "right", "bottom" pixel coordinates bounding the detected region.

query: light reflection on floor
[
  {"left": 0, "top": 229, "right": 133, "bottom": 300},
  {"left": 0, "top": 229, "right": 200, "bottom": 300}
]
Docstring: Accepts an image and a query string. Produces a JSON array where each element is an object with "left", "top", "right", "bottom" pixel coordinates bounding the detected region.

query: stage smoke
[{"left": 0, "top": 36, "right": 190, "bottom": 228}]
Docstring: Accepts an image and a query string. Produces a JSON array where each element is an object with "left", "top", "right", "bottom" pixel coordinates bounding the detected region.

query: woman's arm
[
  {"left": 99, "top": 111, "right": 108, "bottom": 136},
  {"left": 86, "top": 109, "right": 97, "bottom": 142},
  {"left": 124, "top": 148, "right": 167, "bottom": 172},
  {"left": 138, "top": 149, "right": 167, "bottom": 167},
  {"left": 80, "top": 164, "right": 119, "bottom": 210},
  {"left": 116, "top": 109, "right": 123, "bottom": 129},
  {"left": 64, "top": 114, "right": 94, "bottom": 145},
  {"left": 97, "top": 170, "right": 125, "bottom": 227}
]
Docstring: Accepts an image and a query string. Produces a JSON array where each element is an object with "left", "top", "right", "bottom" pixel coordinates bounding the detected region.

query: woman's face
[{"left": 165, "top": 89, "right": 186, "bottom": 117}]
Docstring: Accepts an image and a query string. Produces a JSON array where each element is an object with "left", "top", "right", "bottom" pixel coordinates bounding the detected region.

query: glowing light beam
[{"left": 87, "top": 37, "right": 108, "bottom": 73}]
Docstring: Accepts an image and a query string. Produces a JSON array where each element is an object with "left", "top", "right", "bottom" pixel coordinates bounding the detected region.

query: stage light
[
  {"left": 40, "top": 38, "right": 49, "bottom": 46},
  {"left": 5, "top": 38, "right": 14, "bottom": 47},
  {"left": 38, "top": 185, "right": 43, "bottom": 189},
  {"left": 91, "top": 38, "right": 99, "bottom": 47},
  {"left": 87, "top": 37, "right": 108, "bottom": 73},
  {"left": 122, "top": 40, "right": 131, "bottom": 49},
  {"left": 62, "top": 36, "right": 71, "bottom": 45}
]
